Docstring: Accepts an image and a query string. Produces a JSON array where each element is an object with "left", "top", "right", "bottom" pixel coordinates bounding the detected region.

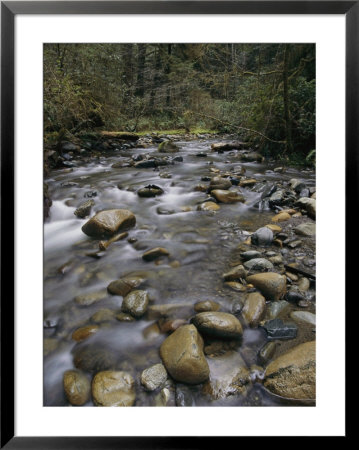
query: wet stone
[
  {"left": 262, "top": 318, "right": 297, "bottom": 340},
  {"left": 191, "top": 312, "right": 243, "bottom": 339},
  {"left": 142, "top": 247, "right": 169, "bottom": 261},
  {"left": 140, "top": 363, "right": 167, "bottom": 391},
  {"left": 175, "top": 385, "right": 195, "bottom": 406},
  {"left": 194, "top": 300, "right": 221, "bottom": 313},
  {"left": 251, "top": 227, "right": 273, "bottom": 246},
  {"left": 121, "top": 290, "right": 149, "bottom": 318},
  {"left": 258, "top": 342, "right": 277, "bottom": 365},
  {"left": 240, "top": 250, "right": 262, "bottom": 261},
  {"left": 92, "top": 371, "right": 135, "bottom": 406},
  {"left": 74, "top": 199, "right": 95, "bottom": 218},
  {"left": 244, "top": 258, "right": 274, "bottom": 271},
  {"left": 137, "top": 184, "right": 164, "bottom": 197},
  {"left": 63, "top": 370, "right": 91, "bottom": 406}
]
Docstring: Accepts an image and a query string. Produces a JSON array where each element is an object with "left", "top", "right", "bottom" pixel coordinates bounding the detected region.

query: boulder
[
  {"left": 82, "top": 209, "right": 136, "bottom": 238},
  {"left": 92, "top": 371, "right": 136, "bottom": 406},
  {"left": 264, "top": 341, "right": 316, "bottom": 400},
  {"left": 246, "top": 272, "right": 286, "bottom": 300},
  {"left": 140, "top": 364, "right": 167, "bottom": 391},
  {"left": 241, "top": 292, "right": 266, "bottom": 327},
  {"left": 160, "top": 324, "right": 209, "bottom": 384},
  {"left": 191, "top": 312, "right": 243, "bottom": 339},
  {"left": 63, "top": 370, "right": 91, "bottom": 406},
  {"left": 121, "top": 290, "right": 149, "bottom": 318}
]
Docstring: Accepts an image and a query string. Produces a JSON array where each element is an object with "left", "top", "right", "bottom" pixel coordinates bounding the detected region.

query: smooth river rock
[
  {"left": 244, "top": 258, "right": 274, "bottom": 271},
  {"left": 296, "top": 198, "right": 316, "bottom": 219},
  {"left": 294, "top": 222, "right": 316, "bottom": 236},
  {"left": 142, "top": 247, "right": 170, "bottom": 261},
  {"left": 82, "top": 209, "right": 136, "bottom": 238},
  {"left": 246, "top": 272, "right": 286, "bottom": 301},
  {"left": 121, "top": 290, "right": 149, "bottom": 318},
  {"left": 223, "top": 264, "right": 247, "bottom": 281},
  {"left": 107, "top": 276, "right": 145, "bottom": 297},
  {"left": 211, "top": 189, "right": 245, "bottom": 203},
  {"left": 241, "top": 292, "right": 266, "bottom": 327},
  {"left": 191, "top": 312, "right": 243, "bottom": 339},
  {"left": 251, "top": 227, "right": 273, "bottom": 246},
  {"left": 63, "top": 370, "right": 91, "bottom": 406},
  {"left": 264, "top": 341, "right": 316, "bottom": 400},
  {"left": 160, "top": 324, "right": 209, "bottom": 384},
  {"left": 92, "top": 371, "right": 135, "bottom": 406}
]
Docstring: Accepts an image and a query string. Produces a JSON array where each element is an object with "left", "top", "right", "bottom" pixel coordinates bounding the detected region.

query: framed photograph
[{"left": 1, "top": 1, "right": 351, "bottom": 447}]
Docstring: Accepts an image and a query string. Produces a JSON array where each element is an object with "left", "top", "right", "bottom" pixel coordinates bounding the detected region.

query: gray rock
[
  {"left": 294, "top": 222, "right": 316, "bottom": 236},
  {"left": 121, "top": 290, "right": 149, "bottom": 318},
  {"left": 74, "top": 200, "right": 95, "bottom": 218},
  {"left": 140, "top": 363, "right": 167, "bottom": 391},
  {"left": 290, "top": 311, "right": 316, "bottom": 326},
  {"left": 262, "top": 318, "right": 297, "bottom": 340},
  {"left": 267, "top": 300, "right": 290, "bottom": 319},
  {"left": 251, "top": 227, "right": 273, "bottom": 246},
  {"left": 240, "top": 250, "right": 262, "bottom": 261},
  {"left": 244, "top": 258, "right": 274, "bottom": 271}
]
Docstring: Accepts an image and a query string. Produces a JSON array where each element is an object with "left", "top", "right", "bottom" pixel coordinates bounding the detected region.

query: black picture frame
[{"left": 1, "top": 1, "right": 352, "bottom": 447}]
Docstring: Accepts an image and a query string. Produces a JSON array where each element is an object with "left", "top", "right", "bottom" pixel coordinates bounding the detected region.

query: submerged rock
[
  {"left": 82, "top": 209, "right": 136, "bottom": 238},
  {"left": 158, "top": 140, "right": 179, "bottom": 153},
  {"left": 160, "top": 324, "right": 209, "bottom": 384},
  {"left": 63, "top": 370, "right": 91, "bottom": 406},
  {"left": 194, "top": 300, "right": 221, "bottom": 313},
  {"left": 92, "top": 371, "right": 136, "bottom": 406},
  {"left": 191, "top": 312, "right": 243, "bottom": 339},
  {"left": 142, "top": 247, "right": 169, "bottom": 261},
  {"left": 264, "top": 341, "right": 316, "bottom": 400}
]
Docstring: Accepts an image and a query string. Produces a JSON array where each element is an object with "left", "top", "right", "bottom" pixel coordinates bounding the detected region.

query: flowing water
[{"left": 44, "top": 139, "right": 315, "bottom": 406}]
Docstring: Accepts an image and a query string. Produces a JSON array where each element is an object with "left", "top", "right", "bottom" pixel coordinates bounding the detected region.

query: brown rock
[
  {"left": 82, "top": 209, "right": 136, "bottom": 238},
  {"left": 264, "top": 341, "right": 316, "bottom": 400},
  {"left": 223, "top": 265, "right": 247, "bottom": 281},
  {"left": 92, "top": 371, "right": 136, "bottom": 406},
  {"left": 72, "top": 325, "right": 99, "bottom": 342},
  {"left": 191, "top": 312, "right": 243, "bottom": 339},
  {"left": 194, "top": 300, "right": 221, "bottom": 313},
  {"left": 211, "top": 189, "right": 245, "bottom": 204},
  {"left": 107, "top": 276, "right": 144, "bottom": 296},
  {"left": 242, "top": 292, "right": 266, "bottom": 327},
  {"left": 63, "top": 370, "right": 91, "bottom": 406},
  {"left": 246, "top": 272, "right": 286, "bottom": 301},
  {"left": 142, "top": 247, "right": 170, "bottom": 261},
  {"left": 272, "top": 212, "right": 291, "bottom": 223},
  {"left": 160, "top": 324, "right": 209, "bottom": 384},
  {"left": 197, "top": 202, "right": 220, "bottom": 212}
]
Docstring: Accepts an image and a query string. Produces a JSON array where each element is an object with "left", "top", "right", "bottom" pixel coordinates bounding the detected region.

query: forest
[{"left": 44, "top": 43, "right": 315, "bottom": 163}]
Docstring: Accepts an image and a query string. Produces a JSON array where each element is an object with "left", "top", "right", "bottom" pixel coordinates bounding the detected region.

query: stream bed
[{"left": 44, "top": 138, "right": 316, "bottom": 407}]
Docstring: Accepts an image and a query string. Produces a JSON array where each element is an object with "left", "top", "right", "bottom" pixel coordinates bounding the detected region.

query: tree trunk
[
  {"left": 283, "top": 44, "right": 293, "bottom": 154},
  {"left": 136, "top": 44, "right": 146, "bottom": 97}
]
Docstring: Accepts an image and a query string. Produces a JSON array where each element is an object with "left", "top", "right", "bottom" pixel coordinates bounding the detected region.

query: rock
[
  {"left": 194, "top": 300, "right": 221, "bottom": 313},
  {"left": 269, "top": 255, "right": 283, "bottom": 265},
  {"left": 74, "top": 200, "right": 95, "bottom": 218},
  {"left": 160, "top": 325, "right": 209, "bottom": 384},
  {"left": 264, "top": 341, "right": 315, "bottom": 400},
  {"left": 137, "top": 185, "right": 164, "bottom": 197},
  {"left": 84, "top": 190, "right": 97, "bottom": 198},
  {"left": 211, "top": 189, "right": 245, "bottom": 203},
  {"left": 289, "top": 178, "right": 306, "bottom": 193},
  {"left": 158, "top": 140, "right": 179, "bottom": 153},
  {"left": 240, "top": 178, "right": 257, "bottom": 188},
  {"left": 286, "top": 272, "right": 299, "bottom": 282},
  {"left": 268, "top": 189, "right": 286, "bottom": 207},
  {"left": 202, "top": 351, "right": 249, "bottom": 399},
  {"left": 140, "top": 364, "right": 167, "bottom": 391},
  {"left": 92, "top": 371, "right": 135, "bottom": 406},
  {"left": 241, "top": 151, "right": 263, "bottom": 162},
  {"left": 262, "top": 318, "right": 297, "bottom": 340},
  {"left": 121, "top": 290, "right": 149, "bottom": 318},
  {"left": 74, "top": 289, "right": 109, "bottom": 306},
  {"left": 290, "top": 311, "right": 316, "bottom": 325},
  {"left": 287, "top": 240, "right": 302, "bottom": 249},
  {"left": 294, "top": 222, "right": 316, "bottom": 236},
  {"left": 296, "top": 198, "right": 316, "bottom": 219},
  {"left": 267, "top": 300, "right": 290, "bottom": 319},
  {"left": 197, "top": 202, "right": 220, "bottom": 212},
  {"left": 258, "top": 342, "right": 277, "bottom": 365},
  {"left": 297, "top": 277, "right": 310, "bottom": 291},
  {"left": 241, "top": 292, "right": 266, "bottom": 327},
  {"left": 225, "top": 281, "right": 247, "bottom": 292},
  {"left": 116, "top": 312, "right": 136, "bottom": 322},
  {"left": 82, "top": 209, "right": 136, "bottom": 238},
  {"left": 240, "top": 250, "right": 262, "bottom": 261},
  {"left": 142, "top": 247, "right": 170, "bottom": 261},
  {"left": 208, "top": 176, "right": 232, "bottom": 191},
  {"left": 61, "top": 141, "right": 79, "bottom": 152},
  {"left": 191, "top": 312, "right": 243, "bottom": 339},
  {"left": 63, "top": 370, "right": 91, "bottom": 406},
  {"left": 265, "top": 224, "right": 282, "bottom": 232},
  {"left": 73, "top": 344, "right": 117, "bottom": 373},
  {"left": 223, "top": 264, "right": 247, "bottom": 281},
  {"left": 272, "top": 212, "right": 291, "bottom": 223},
  {"left": 147, "top": 303, "right": 192, "bottom": 320},
  {"left": 158, "top": 318, "right": 187, "bottom": 333},
  {"left": 91, "top": 309, "right": 115, "bottom": 323},
  {"left": 244, "top": 258, "right": 274, "bottom": 271},
  {"left": 274, "top": 167, "right": 285, "bottom": 173},
  {"left": 71, "top": 323, "right": 99, "bottom": 342},
  {"left": 251, "top": 227, "right": 273, "bottom": 246},
  {"left": 246, "top": 272, "right": 286, "bottom": 301},
  {"left": 107, "top": 276, "right": 145, "bottom": 296}
]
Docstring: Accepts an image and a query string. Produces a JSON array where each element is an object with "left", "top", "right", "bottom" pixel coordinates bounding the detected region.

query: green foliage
[{"left": 44, "top": 43, "right": 315, "bottom": 157}]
